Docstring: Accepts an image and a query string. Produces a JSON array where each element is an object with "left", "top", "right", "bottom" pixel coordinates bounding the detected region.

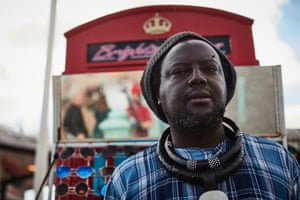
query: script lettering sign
[{"left": 87, "top": 36, "right": 231, "bottom": 63}]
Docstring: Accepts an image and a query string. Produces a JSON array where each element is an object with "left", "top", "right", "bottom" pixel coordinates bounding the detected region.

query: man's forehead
[{"left": 164, "top": 39, "right": 221, "bottom": 62}]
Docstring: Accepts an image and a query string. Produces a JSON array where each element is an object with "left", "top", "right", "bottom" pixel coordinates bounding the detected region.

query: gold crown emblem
[{"left": 143, "top": 13, "right": 172, "bottom": 35}]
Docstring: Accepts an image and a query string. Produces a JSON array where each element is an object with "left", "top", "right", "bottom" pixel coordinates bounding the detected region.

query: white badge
[{"left": 199, "top": 190, "right": 228, "bottom": 200}]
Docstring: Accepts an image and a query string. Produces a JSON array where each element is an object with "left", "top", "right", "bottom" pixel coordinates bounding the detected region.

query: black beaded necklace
[{"left": 157, "top": 117, "right": 244, "bottom": 190}]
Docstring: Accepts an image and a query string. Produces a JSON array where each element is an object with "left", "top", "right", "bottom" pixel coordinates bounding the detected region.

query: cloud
[
  {"left": 7, "top": 23, "right": 47, "bottom": 46},
  {"left": 285, "top": 104, "right": 300, "bottom": 129}
]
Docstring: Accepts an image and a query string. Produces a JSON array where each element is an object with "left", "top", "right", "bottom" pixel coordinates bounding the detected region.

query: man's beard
[{"left": 172, "top": 105, "right": 225, "bottom": 130}]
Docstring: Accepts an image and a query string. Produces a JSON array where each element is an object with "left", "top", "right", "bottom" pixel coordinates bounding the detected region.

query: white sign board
[{"left": 225, "top": 65, "right": 285, "bottom": 137}]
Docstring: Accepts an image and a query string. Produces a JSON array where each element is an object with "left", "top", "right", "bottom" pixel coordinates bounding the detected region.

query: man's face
[{"left": 159, "top": 40, "right": 227, "bottom": 130}]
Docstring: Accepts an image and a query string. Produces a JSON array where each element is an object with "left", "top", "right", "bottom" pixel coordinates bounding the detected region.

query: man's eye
[
  {"left": 205, "top": 66, "right": 217, "bottom": 73},
  {"left": 172, "top": 69, "right": 187, "bottom": 75}
]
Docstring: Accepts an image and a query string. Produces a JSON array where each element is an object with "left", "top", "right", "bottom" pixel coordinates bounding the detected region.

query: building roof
[{"left": 0, "top": 125, "right": 36, "bottom": 199}]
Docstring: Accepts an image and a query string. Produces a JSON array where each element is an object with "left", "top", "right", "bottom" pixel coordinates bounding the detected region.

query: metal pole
[{"left": 33, "top": 0, "right": 57, "bottom": 199}]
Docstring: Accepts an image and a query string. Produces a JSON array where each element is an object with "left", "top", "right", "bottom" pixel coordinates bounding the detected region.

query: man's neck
[{"left": 169, "top": 124, "right": 226, "bottom": 149}]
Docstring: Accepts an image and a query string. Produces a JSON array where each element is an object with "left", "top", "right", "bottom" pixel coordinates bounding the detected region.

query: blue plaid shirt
[{"left": 105, "top": 134, "right": 300, "bottom": 199}]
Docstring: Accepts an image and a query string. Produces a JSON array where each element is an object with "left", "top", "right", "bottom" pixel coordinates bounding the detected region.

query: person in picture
[
  {"left": 63, "top": 87, "right": 89, "bottom": 139},
  {"left": 126, "top": 83, "right": 153, "bottom": 137},
  {"left": 86, "top": 85, "right": 111, "bottom": 138}
]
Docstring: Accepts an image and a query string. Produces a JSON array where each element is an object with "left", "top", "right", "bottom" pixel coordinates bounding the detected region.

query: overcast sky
[{"left": 0, "top": 0, "right": 299, "bottom": 138}]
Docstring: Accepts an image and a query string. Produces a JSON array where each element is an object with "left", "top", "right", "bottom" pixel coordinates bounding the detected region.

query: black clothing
[{"left": 63, "top": 104, "right": 88, "bottom": 138}]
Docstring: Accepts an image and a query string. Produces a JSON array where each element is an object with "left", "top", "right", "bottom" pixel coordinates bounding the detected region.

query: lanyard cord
[{"left": 157, "top": 117, "right": 244, "bottom": 190}]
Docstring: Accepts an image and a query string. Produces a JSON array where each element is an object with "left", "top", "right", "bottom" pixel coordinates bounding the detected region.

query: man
[{"left": 105, "top": 32, "right": 300, "bottom": 199}]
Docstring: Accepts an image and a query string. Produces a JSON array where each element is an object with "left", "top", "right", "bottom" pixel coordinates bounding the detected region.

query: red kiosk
[{"left": 52, "top": 5, "right": 260, "bottom": 199}]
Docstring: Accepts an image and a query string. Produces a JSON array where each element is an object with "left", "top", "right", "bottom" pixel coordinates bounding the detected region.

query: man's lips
[
  {"left": 187, "top": 92, "right": 212, "bottom": 103},
  {"left": 187, "top": 92, "right": 211, "bottom": 99}
]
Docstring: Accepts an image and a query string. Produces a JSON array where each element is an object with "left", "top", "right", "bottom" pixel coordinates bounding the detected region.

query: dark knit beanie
[{"left": 141, "top": 31, "right": 236, "bottom": 123}]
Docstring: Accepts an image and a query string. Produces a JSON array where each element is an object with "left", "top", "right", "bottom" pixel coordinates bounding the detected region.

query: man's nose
[{"left": 187, "top": 67, "right": 207, "bottom": 86}]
